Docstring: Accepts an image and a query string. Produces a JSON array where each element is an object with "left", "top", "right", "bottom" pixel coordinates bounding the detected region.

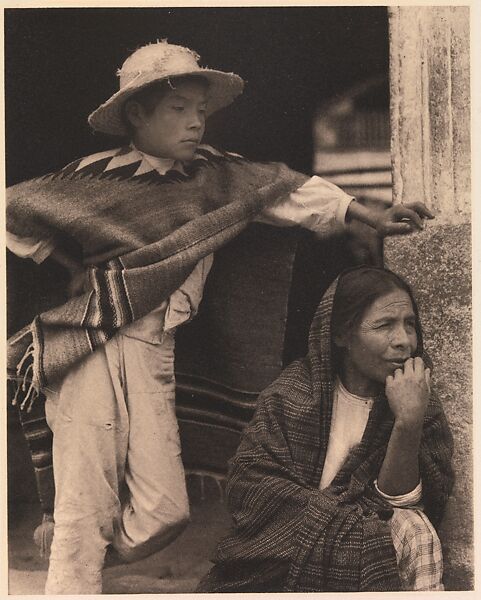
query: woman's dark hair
[
  {"left": 121, "top": 74, "right": 210, "bottom": 136},
  {"left": 331, "top": 266, "right": 424, "bottom": 369}
]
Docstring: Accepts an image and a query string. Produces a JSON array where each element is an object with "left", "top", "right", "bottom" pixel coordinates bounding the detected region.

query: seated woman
[{"left": 197, "top": 266, "right": 454, "bottom": 592}]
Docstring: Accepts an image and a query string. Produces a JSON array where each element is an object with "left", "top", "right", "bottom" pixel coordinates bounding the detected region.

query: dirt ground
[{"left": 8, "top": 476, "right": 231, "bottom": 595}]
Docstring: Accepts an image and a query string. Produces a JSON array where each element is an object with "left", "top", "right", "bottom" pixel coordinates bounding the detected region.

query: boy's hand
[
  {"left": 375, "top": 202, "right": 435, "bottom": 236},
  {"left": 68, "top": 267, "right": 89, "bottom": 298}
]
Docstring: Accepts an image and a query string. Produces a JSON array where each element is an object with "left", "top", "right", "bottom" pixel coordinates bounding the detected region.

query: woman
[{"left": 198, "top": 266, "right": 454, "bottom": 592}]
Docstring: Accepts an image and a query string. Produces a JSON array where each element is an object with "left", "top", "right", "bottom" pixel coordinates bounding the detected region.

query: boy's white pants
[{"left": 43, "top": 329, "right": 189, "bottom": 595}]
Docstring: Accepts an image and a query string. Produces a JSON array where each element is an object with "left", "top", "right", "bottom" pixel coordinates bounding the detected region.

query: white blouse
[{"left": 319, "top": 379, "right": 422, "bottom": 507}]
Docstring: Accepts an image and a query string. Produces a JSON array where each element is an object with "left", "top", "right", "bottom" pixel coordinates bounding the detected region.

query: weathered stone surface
[
  {"left": 388, "top": 5, "right": 471, "bottom": 589},
  {"left": 385, "top": 224, "right": 472, "bottom": 590},
  {"left": 389, "top": 6, "right": 470, "bottom": 223}
]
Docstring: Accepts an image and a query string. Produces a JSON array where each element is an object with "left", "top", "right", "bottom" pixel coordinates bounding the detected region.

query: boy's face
[{"left": 133, "top": 80, "right": 208, "bottom": 161}]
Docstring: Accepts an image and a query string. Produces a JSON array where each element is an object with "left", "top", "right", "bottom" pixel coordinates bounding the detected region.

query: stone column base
[{"left": 385, "top": 222, "right": 472, "bottom": 590}]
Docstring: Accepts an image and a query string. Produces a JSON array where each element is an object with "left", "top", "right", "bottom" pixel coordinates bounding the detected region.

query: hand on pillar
[
  {"left": 346, "top": 198, "right": 434, "bottom": 238},
  {"left": 373, "top": 202, "right": 435, "bottom": 237}
]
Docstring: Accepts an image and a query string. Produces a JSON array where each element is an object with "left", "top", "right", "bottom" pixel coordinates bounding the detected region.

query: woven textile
[
  {"left": 7, "top": 145, "right": 308, "bottom": 396},
  {"left": 7, "top": 145, "right": 308, "bottom": 512},
  {"left": 197, "top": 271, "right": 454, "bottom": 593},
  {"left": 390, "top": 508, "right": 444, "bottom": 590}
]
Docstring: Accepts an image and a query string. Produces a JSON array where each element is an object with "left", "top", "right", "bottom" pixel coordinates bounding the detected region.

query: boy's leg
[
  {"left": 111, "top": 330, "right": 190, "bottom": 562},
  {"left": 44, "top": 339, "right": 129, "bottom": 595},
  {"left": 389, "top": 507, "right": 444, "bottom": 591}
]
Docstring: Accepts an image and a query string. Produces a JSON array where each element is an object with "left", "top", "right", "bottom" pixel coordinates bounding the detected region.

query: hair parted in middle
[{"left": 330, "top": 266, "right": 424, "bottom": 371}]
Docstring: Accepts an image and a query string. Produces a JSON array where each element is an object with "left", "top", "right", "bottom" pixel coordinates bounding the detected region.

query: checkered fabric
[{"left": 391, "top": 507, "right": 444, "bottom": 591}]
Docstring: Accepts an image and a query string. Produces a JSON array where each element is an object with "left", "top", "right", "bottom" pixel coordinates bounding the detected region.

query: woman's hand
[
  {"left": 375, "top": 202, "right": 434, "bottom": 236},
  {"left": 385, "top": 356, "right": 430, "bottom": 428},
  {"left": 377, "top": 357, "right": 429, "bottom": 495}
]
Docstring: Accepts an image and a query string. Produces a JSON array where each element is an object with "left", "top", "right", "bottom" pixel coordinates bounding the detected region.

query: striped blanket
[
  {"left": 7, "top": 145, "right": 308, "bottom": 512},
  {"left": 197, "top": 271, "right": 454, "bottom": 592}
]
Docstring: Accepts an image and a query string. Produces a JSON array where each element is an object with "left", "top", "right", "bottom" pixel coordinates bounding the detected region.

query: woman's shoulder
[{"left": 257, "top": 359, "right": 314, "bottom": 412}]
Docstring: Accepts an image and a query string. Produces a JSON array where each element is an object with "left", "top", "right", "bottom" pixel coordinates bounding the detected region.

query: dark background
[{"left": 5, "top": 6, "right": 389, "bottom": 185}]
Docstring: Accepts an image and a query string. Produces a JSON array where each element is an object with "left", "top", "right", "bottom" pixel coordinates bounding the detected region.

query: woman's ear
[{"left": 124, "top": 100, "right": 146, "bottom": 130}]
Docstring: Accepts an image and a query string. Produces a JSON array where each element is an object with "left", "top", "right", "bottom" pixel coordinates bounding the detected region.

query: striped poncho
[
  {"left": 7, "top": 145, "right": 309, "bottom": 396},
  {"left": 7, "top": 145, "right": 308, "bottom": 512},
  {"left": 198, "top": 272, "right": 454, "bottom": 592}
]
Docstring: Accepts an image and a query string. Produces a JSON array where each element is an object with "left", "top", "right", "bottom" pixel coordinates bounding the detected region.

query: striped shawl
[
  {"left": 197, "top": 273, "right": 454, "bottom": 593},
  {"left": 7, "top": 144, "right": 308, "bottom": 512}
]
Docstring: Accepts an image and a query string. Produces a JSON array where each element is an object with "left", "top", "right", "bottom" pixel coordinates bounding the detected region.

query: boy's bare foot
[{"left": 32, "top": 514, "right": 55, "bottom": 558}]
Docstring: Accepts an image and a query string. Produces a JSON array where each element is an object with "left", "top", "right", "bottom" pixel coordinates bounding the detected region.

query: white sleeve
[
  {"left": 255, "top": 175, "right": 354, "bottom": 238},
  {"left": 6, "top": 231, "right": 56, "bottom": 264},
  {"left": 374, "top": 479, "right": 423, "bottom": 508}
]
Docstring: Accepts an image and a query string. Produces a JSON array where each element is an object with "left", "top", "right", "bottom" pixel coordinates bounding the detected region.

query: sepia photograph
[{"left": 4, "top": 3, "right": 472, "bottom": 595}]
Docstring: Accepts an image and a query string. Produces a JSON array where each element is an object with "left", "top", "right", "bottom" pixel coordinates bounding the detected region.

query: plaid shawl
[
  {"left": 7, "top": 144, "right": 308, "bottom": 512},
  {"left": 198, "top": 272, "right": 454, "bottom": 593}
]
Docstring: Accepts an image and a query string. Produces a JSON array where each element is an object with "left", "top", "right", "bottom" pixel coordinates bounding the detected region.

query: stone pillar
[{"left": 386, "top": 6, "right": 471, "bottom": 590}]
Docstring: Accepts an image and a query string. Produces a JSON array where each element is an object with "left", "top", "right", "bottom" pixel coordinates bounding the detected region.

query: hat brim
[{"left": 88, "top": 68, "right": 244, "bottom": 136}]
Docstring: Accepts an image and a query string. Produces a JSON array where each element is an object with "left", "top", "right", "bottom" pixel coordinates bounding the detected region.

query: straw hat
[{"left": 88, "top": 40, "right": 245, "bottom": 136}]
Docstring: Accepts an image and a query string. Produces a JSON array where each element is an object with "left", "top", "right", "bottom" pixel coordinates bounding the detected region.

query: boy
[{"left": 7, "top": 40, "right": 432, "bottom": 594}]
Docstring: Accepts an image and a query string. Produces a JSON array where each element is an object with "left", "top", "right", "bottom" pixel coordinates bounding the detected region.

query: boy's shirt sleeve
[
  {"left": 6, "top": 231, "right": 56, "bottom": 264},
  {"left": 254, "top": 175, "right": 354, "bottom": 238}
]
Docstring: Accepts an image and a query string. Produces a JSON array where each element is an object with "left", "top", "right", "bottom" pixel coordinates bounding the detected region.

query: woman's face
[{"left": 337, "top": 288, "right": 418, "bottom": 396}]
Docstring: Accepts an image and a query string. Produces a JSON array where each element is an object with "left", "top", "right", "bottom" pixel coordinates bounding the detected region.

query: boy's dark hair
[{"left": 121, "top": 75, "right": 210, "bottom": 137}]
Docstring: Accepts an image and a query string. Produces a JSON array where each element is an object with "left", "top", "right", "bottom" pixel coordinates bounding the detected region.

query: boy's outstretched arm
[
  {"left": 345, "top": 199, "right": 435, "bottom": 236},
  {"left": 256, "top": 175, "right": 434, "bottom": 240}
]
